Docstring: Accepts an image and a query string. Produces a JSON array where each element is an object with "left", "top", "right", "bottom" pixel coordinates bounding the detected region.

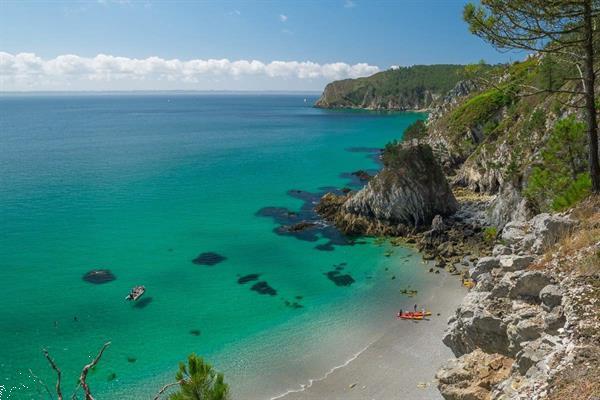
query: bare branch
[
  {"left": 152, "top": 380, "right": 185, "bottom": 400},
  {"left": 29, "top": 368, "right": 54, "bottom": 400},
  {"left": 80, "top": 342, "right": 111, "bottom": 400},
  {"left": 43, "top": 349, "right": 63, "bottom": 400}
]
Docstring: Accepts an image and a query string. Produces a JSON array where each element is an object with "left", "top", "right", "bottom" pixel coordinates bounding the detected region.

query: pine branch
[{"left": 152, "top": 380, "right": 185, "bottom": 400}]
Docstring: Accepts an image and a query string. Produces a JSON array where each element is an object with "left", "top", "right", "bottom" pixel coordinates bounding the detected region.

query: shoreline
[{"left": 275, "top": 269, "right": 466, "bottom": 400}]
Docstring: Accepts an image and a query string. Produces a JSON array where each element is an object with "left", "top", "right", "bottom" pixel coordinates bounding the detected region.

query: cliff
[{"left": 314, "top": 65, "right": 471, "bottom": 110}]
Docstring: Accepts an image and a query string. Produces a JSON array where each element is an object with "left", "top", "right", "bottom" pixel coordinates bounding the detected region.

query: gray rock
[
  {"left": 543, "top": 306, "right": 566, "bottom": 334},
  {"left": 443, "top": 291, "right": 510, "bottom": 356},
  {"left": 539, "top": 284, "right": 563, "bottom": 310},
  {"left": 488, "top": 183, "right": 532, "bottom": 229},
  {"left": 491, "top": 273, "right": 515, "bottom": 298},
  {"left": 470, "top": 256, "right": 499, "bottom": 280},
  {"left": 492, "top": 244, "right": 512, "bottom": 256},
  {"left": 529, "top": 213, "right": 576, "bottom": 254},
  {"left": 515, "top": 336, "right": 556, "bottom": 376},
  {"left": 501, "top": 221, "right": 527, "bottom": 244},
  {"left": 498, "top": 254, "right": 535, "bottom": 271},
  {"left": 509, "top": 271, "right": 553, "bottom": 300},
  {"left": 473, "top": 273, "right": 494, "bottom": 292},
  {"left": 507, "top": 318, "right": 543, "bottom": 355},
  {"left": 342, "top": 144, "right": 458, "bottom": 227}
]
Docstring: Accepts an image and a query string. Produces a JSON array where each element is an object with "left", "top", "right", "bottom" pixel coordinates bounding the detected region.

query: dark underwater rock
[
  {"left": 238, "top": 274, "right": 260, "bottom": 284},
  {"left": 192, "top": 252, "right": 226, "bottom": 266},
  {"left": 325, "top": 270, "right": 355, "bottom": 287},
  {"left": 82, "top": 269, "right": 116, "bottom": 284},
  {"left": 251, "top": 281, "right": 277, "bottom": 296}
]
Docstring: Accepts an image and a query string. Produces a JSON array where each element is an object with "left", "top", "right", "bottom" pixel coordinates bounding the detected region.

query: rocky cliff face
[
  {"left": 316, "top": 144, "right": 458, "bottom": 234},
  {"left": 314, "top": 64, "right": 471, "bottom": 110},
  {"left": 436, "top": 202, "right": 600, "bottom": 400}
]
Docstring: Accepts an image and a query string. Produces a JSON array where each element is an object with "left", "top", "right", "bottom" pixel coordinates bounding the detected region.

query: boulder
[
  {"left": 539, "top": 284, "right": 563, "bottom": 310},
  {"left": 470, "top": 256, "right": 500, "bottom": 280},
  {"left": 508, "top": 271, "right": 553, "bottom": 300},
  {"left": 473, "top": 273, "right": 494, "bottom": 292},
  {"left": 436, "top": 349, "right": 513, "bottom": 400},
  {"left": 529, "top": 213, "right": 576, "bottom": 254},
  {"left": 443, "top": 292, "right": 510, "bottom": 356},
  {"left": 515, "top": 336, "right": 556, "bottom": 376},
  {"left": 498, "top": 254, "right": 534, "bottom": 271},
  {"left": 507, "top": 318, "right": 543, "bottom": 355},
  {"left": 490, "top": 272, "right": 515, "bottom": 298},
  {"left": 492, "top": 244, "right": 512, "bottom": 256},
  {"left": 500, "top": 221, "right": 527, "bottom": 244},
  {"left": 543, "top": 306, "right": 566, "bottom": 334}
]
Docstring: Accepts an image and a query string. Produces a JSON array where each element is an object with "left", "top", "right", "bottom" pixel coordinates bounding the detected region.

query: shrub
[
  {"left": 483, "top": 226, "right": 498, "bottom": 244},
  {"left": 402, "top": 120, "right": 427, "bottom": 141},
  {"left": 525, "top": 116, "right": 590, "bottom": 211}
]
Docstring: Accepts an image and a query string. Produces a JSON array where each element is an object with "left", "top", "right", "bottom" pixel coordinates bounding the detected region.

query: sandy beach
[{"left": 276, "top": 271, "right": 466, "bottom": 400}]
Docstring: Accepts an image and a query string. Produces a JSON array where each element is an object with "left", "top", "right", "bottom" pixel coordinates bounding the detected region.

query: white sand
[{"left": 275, "top": 272, "right": 466, "bottom": 400}]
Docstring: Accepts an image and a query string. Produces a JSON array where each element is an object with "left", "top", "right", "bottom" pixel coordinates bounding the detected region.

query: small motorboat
[{"left": 125, "top": 285, "right": 145, "bottom": 301}]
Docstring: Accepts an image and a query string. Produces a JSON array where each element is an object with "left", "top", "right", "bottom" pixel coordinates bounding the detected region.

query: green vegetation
[
  {"left": 525, "top": 116, "right": 591, "bottom": 211},
  {"left": 483, "top": 226, "right": 498, "bottom": 245},
  {"left": 448, "top": 88, "right": 512, "bottom": 139},
  {"left": 402, "top": 120, "right": 427, "bottom": 141},
  {"left": 316, "top": 65, "right": 489, "bottom": 109},
  {"left": 169, "top": 354, "right": 229, "bottom": 400},
  {"left": 464, "top": 0, "right": 600, "bottom": 193}
]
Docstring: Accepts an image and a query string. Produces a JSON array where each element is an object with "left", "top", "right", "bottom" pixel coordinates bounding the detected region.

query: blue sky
[{"left": 0, "top": 0, "right": 519, "bottom": 91}]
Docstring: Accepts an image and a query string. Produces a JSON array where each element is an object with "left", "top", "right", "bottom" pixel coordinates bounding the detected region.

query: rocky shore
[
  {"left": 436, "top": 197, "right": 599, "bottom": 400},
  {"left": 316, "top": 166, "right": 599, "bottom": 399}
]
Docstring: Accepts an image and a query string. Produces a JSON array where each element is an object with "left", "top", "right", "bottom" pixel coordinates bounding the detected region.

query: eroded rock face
[
  {"left": 443, "top": 291, "right": 510, "bottom": 356},
  {"left": 436, "top": 349, "right": 513, "bottom": 400},
  {"left": 342, "top": 144, "right": 458, "bottom": 228}
]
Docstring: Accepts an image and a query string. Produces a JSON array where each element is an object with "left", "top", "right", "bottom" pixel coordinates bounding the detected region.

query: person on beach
[
  {"left": 398, "top": 309, "right": 403, "bottom": 317},
  {"left": 413, "top": 304, "right": 417, "bottom": 313}
]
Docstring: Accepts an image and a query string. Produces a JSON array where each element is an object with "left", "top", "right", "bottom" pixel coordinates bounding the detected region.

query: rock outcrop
[
  {"left": 436, "top": 206, "right": 594, "bottom": 400},
  {"left": 317, "top": 144, "right": 458, "bottom": 235}
]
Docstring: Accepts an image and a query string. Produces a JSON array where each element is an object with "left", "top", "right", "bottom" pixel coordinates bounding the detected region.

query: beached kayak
[{"left": 396, "top": 311, "right": 431, "bottom": 319}]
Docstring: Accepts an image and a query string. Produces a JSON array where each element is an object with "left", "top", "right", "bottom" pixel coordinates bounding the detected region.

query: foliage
[
  {"left": 402, "top": 120, "right": 427, "bottom": 141},
  {"left": 525, "top": 116, "right": 591, "bottom": 211},
  {"left": 169, "top": 354, "right": 229, "bottom": 400},
  {"left": 483, "top": 226, "right": 498, "bottom": 244},
  {"left": 319, "top": 64, "right": 493, "bottom": 109},
  {"left": 448, "top": 88, "right": 512, "bottom": 137},
  {"left": 463, "top": 0, "right": 600, "bottom": 193}
]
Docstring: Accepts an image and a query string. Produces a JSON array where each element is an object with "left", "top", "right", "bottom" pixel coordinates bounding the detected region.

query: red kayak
[{"left": 396, "top": 311, "right": 431, "bottom": 320}]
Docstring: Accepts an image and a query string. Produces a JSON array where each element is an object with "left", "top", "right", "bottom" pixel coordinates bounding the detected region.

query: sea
[{"left": 0, "top": 93, "right": 429, "bottom": 399}]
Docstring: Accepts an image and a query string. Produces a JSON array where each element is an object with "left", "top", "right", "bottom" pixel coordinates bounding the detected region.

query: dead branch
[
  {"left": 29, "top": 368, "right": 53, "bottom": 400},
  {"left": 42, "top": 349, "right": 63, "bottom": 400},
  {"left": 80, "top": 342, "right": 111, "bottom": 400},
  {"left": 152, "top": 380, "right": 184, "bottom": 400}
]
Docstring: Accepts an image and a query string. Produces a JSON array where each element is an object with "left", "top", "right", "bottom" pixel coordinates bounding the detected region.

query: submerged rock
[
  {"left": 324, "top": 270, "right": 355, "bottom": 287},
  {"left": 82, "top": 269, "right": 116, "bottom": 284},
  {"left": 192, "top": 252, "right": 227, "bottom": 266},
  {"left": 237, "top": 274, "right": 260, "bottom": 284},
  {"left": 251, "top": 281, "right": 277, "bottom": 296}
]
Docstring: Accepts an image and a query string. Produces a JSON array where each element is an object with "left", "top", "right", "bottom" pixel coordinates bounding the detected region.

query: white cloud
[
  {"left": 0, "top": 52, "right": 380, "bottom": 90},
  {"left": 344, "top": 0, "right": 356, "bottom": 8},
  {"left": 279, "top": 14, "right": 288, "bottom": 22}
]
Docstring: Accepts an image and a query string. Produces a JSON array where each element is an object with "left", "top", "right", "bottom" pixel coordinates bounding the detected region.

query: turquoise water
[{"left": 0, "top": 94, "right": 427, "bottom": 399}]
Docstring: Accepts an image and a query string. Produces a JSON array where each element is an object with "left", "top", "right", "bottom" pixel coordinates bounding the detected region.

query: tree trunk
[{"left": 583, "top": 0, "right": 600, "bottom": 193}]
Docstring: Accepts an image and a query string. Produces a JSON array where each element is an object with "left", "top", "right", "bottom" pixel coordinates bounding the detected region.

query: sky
[{"left": 0, "top": 0, "right": 520, "bottom": 91}]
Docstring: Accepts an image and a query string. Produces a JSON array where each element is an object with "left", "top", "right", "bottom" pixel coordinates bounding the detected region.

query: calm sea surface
[{"left": 0, "top": 94, "right": 427, "bottom": 399}]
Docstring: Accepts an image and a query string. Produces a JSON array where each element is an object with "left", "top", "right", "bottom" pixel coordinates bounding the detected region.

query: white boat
[{"left": 125, "top": 285, "right": 145, "bottom": 301}]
